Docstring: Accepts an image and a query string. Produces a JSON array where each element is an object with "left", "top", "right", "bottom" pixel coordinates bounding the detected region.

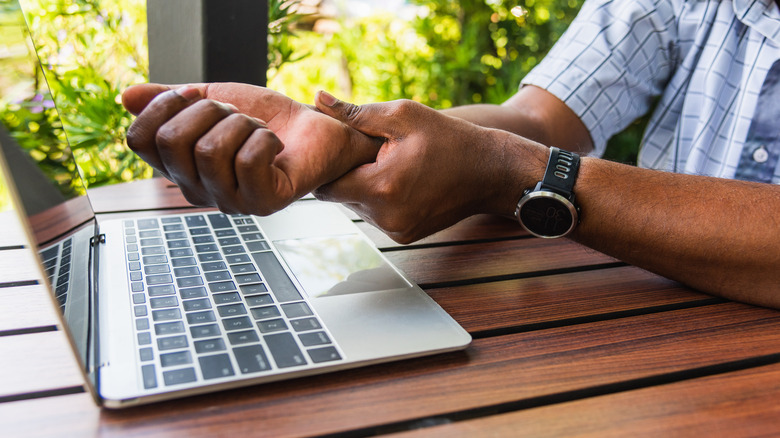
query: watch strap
[{"left": 540, "top": 147, "right": 580, "bottom": 198}]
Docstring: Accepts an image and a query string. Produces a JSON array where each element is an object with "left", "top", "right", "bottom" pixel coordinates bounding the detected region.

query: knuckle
[
  {"left": 385, "top": 99, "right": 418, "bottom": 118},
  {"left": 155, "top": 123, "right": 179, "bottom": 150}
]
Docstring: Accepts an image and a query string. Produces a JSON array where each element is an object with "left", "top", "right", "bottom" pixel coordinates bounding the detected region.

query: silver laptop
[{"left": 0, "top": 1, "right": 470, "bottom": 408}]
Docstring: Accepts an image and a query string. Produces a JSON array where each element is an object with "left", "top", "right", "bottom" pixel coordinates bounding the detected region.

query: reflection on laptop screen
[{"left": 0, "top": 0, "right": 94, "bottom": 246}]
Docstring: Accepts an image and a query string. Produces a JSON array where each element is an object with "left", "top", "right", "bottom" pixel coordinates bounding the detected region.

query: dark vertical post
[{"left": 147, "top": 0, "right": 267, "bottom": 86}]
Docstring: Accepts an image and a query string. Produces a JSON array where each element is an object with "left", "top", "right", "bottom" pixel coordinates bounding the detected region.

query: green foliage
[{"left": 268, "top": 0, "right": 311, "bottom": 80}]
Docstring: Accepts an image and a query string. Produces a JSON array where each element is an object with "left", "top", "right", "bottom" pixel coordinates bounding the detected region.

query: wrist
[{"left": 482, "top": 130, "right": 549, "bottom": 218}]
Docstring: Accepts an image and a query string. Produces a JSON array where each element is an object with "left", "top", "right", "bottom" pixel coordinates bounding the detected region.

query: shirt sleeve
[{"left": 522, "top": 0, "right": 679, "bottom": 156}]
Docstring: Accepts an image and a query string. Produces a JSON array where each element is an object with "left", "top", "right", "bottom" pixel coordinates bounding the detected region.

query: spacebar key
[
  {"left": 264, "top": 332, "right": 307, "bottom": 368},
  {"left": 251, "top": 252, "right": 302, "bottom": 302}
]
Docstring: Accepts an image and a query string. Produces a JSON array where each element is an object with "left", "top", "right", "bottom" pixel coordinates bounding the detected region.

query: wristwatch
[{"left": 515, "top": 147, "right": 581, "bottom": 238}]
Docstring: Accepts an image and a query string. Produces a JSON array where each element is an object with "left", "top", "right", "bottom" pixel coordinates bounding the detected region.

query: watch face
[{"left": 518, "top": 191, "right": 576, "bottom": 238}]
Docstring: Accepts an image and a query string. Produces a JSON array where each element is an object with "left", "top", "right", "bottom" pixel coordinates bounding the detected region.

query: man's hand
[
  {"left": 312, "top": 92, "right": 549, "bottom": 244},
  {"left": 122, "top": 83, "right": 381, "bottom": 215}
]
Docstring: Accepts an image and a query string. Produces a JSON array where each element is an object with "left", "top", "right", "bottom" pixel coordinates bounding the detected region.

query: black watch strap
[{"left": 540, "top": 147, "right": 580, "bottom": 198}]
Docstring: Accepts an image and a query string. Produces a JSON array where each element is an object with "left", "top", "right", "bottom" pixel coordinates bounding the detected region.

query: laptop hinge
[{"left": 90, "top": 234, "right": 106, "bottom": 247}]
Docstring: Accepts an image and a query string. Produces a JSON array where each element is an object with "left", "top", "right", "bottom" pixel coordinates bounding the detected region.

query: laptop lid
[{"left": 0, "top": 0, "right": 101, "bottom": 401}]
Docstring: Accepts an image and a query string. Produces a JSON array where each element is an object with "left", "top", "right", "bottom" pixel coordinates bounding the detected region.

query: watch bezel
[{"left": 516, "top": 189, "right": 579, "bottom": 238}]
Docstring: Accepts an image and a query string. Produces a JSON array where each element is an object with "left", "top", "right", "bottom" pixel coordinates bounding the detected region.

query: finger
[
  {"left": 155, "top": 99, "right": 238, "bottom": 199},
  {"left": 125, "top": 86, "right": 204, "bottom": 176},
  {"left": 193, "top": 114, "right": 267, "bottom": 212},
  {"left": 314, "top": 91, "right": 394, "bottom": 139},
  {"left": 313, "top": 163, "right": 375, "bottom": 205},
  {"left": 122, "top": 83, "right": 207, "bottom": 115},
  {"left": 234, "top": 128, "right": 290, "bottom": 216}
]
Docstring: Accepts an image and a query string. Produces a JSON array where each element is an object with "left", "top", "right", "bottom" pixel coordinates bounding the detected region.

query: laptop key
[
  {"left": 250, "top": 306, "right": 281, "bottom": 320},
  {"left": 251, "top": 252, "right": 302, "bottom": 302},
  {"left": 177, "top": 276, "right": 204, "bottom": 288},
  {"left": 235, "top": 273, "right": 262, "bottom": 285},
  {"left": 183, "top": 298, "right": 211, "bottom": 312},
  {"left": 281, "top": 302, "right": 313, "bottom": 318},
  {"left": 169, "top": 248, "right": 193, "bottom": 258},
  {"left": 148, "top": 284, "right": 176, "bottom": 296},
  {"left": 299, "top": 331, "right": 332, "bottom": 347},
  {"left": 141, "top": 364, "right": 157, "bottom": 389},
  {"left": 160, "top": 351, "right": 193, "bottom": 367},
  {"left": 173, "top": 266, "right": 200, "bottom": 277},
  {"left": 215, "top": 229, "right": 236, "bottom": 237},
  {"left": 290, "top": 317, "right": 322, "bottom": 332},
  {"left": 308, "top": 346, "right": 342, "bottom": 364},
  {"left": 207, "top": 213, "right": 232, "bottom": 229},
  {"left": 241, "top": 284, "right": 269, "bottom": 296},
  {"left": 233, "top": 344, "right": 271, "bottom": 374},
  {"left": 201, "top": 261, "right": 227, "bottom": 271},
  {"left": 186, "top": 310, "right": 216, "bottom": 324},
  {"left": 157, "top": 335, "right": 188, "bottom": 351},
  {"left": 190, "top": 323, "right": 221, "bottom": 339},
  {"left": 189, "top": 227, "right": 210, "bottom": 236},
  {"left": 222, "top": 316, "right": 253, "bottom": 331},
  {"left": 180, "top": 287, "right": 208, "bottom": 299},
  {"left": 227, "top": 330, "right": 260, "bottom": 345},
  {"left": 217, "top": 303, "right": 247, "bottom": 317},
  {"left": 199, "top": 354, "right": 235, "bottom": 380},
  {"left": 257, "top": 318, "right": 288, "bottom": 334},
  {"left": 171, "top": 257, "right": 197, "bottom": 267},
  {"left": 194, "top": 338, "right": 226, "bottom": 354},
  {"left": 205, "top": 271, "right": 231, "bottom": 282},
  {"left": 150, "top": 296, "right": 179, "bottom": 309},
  {"left": 211, "top": 292, "right": 240, "bottom": 305},
  {"left": 146, "top": 274, "right": 173, "bottom": 285},
  {"left": 137, "top": 218, "right": 159, "bottom": 230},
  {"left": 154, "top": 321, "right": 185, "bottom": 336},
  {"left": 264, "top": 332, "right": 306, "bottom": 368},
  {"left": 226, "top": 254, "right": 251, "bottom": 264},
  {"left": 185, "top": 215, "right": 207, "bottom": 228},
  {"left": 245, "top": 294, "right": 273, "bottom": 307},
  {"left": 163, "top": 368, "right": 197, "bottom": 386},
  {"left": 152, "top": 308, "right": 182, "bottom": 321}
]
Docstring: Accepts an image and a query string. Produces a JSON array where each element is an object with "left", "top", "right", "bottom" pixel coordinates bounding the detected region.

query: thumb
[
  {"left": 315, "top": 91, "right": 390, "bottom": 139},
  {"left": 122, "top": 83, "right": 207, "bottom": 115}
]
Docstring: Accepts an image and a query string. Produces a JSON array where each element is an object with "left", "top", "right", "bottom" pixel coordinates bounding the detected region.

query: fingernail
[
  {"left": 222, "top": 102, "right": 239, "bottom": 113},
  {"left": 254, "top": 118, "right": 268, "bottom": 128},
  {"left": 318, "top": 90, "right": 337, "bottom": 107},
  {"left": 174, "top": 85, "right": 201, "bottom": 100}
]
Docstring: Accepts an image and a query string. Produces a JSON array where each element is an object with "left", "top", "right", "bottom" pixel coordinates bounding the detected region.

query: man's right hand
[{"left": 122, "top": 83, "right": 381, "bottom": 215}]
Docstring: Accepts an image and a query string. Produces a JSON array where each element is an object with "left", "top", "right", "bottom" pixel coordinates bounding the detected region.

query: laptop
[{"left": 0, "top": 1, "right": 470, "bottom": 408}]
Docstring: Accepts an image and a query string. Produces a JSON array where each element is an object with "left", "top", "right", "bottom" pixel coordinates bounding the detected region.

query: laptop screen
[
  {"left": 0, "top": 0, "right": 95, "bottom": 246},
  {"left": 0, "top": 0, "right": 98, "bottom": 380}
]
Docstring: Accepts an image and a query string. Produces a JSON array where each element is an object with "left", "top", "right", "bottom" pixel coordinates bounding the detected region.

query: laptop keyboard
[
  {"left": 123, "top": 213, "right": 342, "bottom": 389},
  {"left": 40, "top": 237, "right": 73, "bottom": 311}
]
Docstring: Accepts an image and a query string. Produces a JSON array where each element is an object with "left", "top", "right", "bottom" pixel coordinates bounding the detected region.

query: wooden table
[{"left": 2, "top": 177, "right": 780, "bottom": 437}]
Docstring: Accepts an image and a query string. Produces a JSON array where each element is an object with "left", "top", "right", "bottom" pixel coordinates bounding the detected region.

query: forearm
[
  {"left": 571, "top": 158, "right": 780, "bottom": 308},
  {"left": 441, "top": 85, "right": 594, "bottom": 155}
]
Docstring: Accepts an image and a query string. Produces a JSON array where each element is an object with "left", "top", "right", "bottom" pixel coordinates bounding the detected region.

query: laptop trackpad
[{"left": 273, "top": 235, "right": 412, "bottom": 298}]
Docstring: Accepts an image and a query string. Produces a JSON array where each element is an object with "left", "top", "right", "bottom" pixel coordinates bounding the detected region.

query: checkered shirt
[{"left": 522, "top": 0, "right": 780, "bottom": 181}]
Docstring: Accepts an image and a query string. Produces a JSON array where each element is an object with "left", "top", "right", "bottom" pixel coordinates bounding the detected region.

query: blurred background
[{"left": 3, "top": 0, "right": 643, "bottom": 189}]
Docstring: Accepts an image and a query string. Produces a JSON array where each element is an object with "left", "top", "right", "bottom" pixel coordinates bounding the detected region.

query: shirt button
[{"left": 753, "top": 145, "right": 769, "bottom": 163}]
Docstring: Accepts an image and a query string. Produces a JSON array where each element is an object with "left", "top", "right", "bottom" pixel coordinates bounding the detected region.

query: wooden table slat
[
  {"left": 391, "top": 360, "right": 780, "bottom": 438},
  {"left": 427, "top": 265, "right": 710, "bottom": 333},
  {"left": 0, "top": 284, "right": 59, "bottom": 332},
  {"left": 0, "top": 248, "right": 43, "bottom": 285},
  {"left": 387, "top": 237, "right": 617, "bottom": 287},
  {"left": 0, "top": 331, "right": 84, "bottom": 398}
]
